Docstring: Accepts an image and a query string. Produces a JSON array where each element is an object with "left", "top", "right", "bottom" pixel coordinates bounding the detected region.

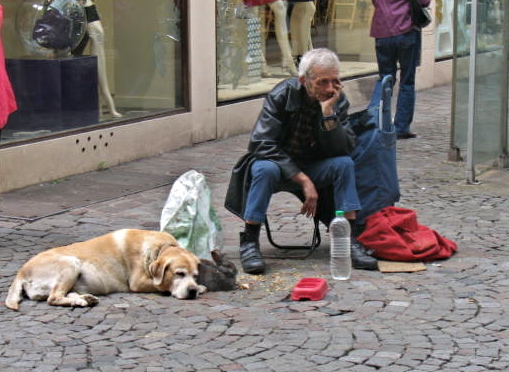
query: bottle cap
[{"left": 335, "top": 210, "right": 344, "bottom": 217}]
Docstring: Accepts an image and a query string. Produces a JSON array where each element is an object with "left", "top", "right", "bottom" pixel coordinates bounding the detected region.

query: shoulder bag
[{"left": 408, "top": 0, "right": 432, "bottom": 29}]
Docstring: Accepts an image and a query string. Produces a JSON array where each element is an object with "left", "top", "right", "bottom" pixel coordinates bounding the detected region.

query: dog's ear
[{"left": 148, "top": 258, "right": 171, "bottom": 286}]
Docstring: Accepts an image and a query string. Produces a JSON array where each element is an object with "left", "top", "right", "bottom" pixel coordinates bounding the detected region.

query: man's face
[{"left": 299, "top": 66, "right": 342, "bottom": 102}]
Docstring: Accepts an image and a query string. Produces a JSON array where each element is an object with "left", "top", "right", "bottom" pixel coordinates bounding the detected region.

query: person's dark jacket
[{"left": 224, "top": 77, "right": 355, "bottom": 221}]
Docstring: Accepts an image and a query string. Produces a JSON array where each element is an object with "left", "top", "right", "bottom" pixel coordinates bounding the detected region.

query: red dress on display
[{"left": 0, "top": 5, "right": 17, "bottom": 129}]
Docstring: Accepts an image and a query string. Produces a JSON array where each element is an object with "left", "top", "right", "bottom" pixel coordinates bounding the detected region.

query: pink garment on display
[
  {"left": 0, "top": 5, "right": 17, "bottom": 129},
  {"left": 243, "top": 0, "right": 278, "bottom": 6}
]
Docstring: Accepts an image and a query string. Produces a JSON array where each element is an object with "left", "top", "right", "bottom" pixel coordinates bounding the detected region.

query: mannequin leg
[
  {"left": 87, "top": 21, "right": 122, "bottom": 118},
  {"left": 268, "top": 1, "right": 297, "bottom": 75},
  {"left": 251, "top": 6, "right": 271, "bottom": 77},
  {"left": 290, "top": 1, "right": 315, "bottom": 59}
]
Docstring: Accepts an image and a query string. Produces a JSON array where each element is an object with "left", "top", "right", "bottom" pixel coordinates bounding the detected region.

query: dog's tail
[{"left": 5, "top": 276, "right": 24, "bottom": 311}]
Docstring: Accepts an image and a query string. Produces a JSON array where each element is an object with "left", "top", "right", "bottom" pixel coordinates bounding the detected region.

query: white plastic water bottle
[{"left": 329, "top": 210, "right": 351, "bottom": 280}]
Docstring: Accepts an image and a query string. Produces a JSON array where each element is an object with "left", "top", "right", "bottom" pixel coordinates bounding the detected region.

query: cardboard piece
[{"left": 378, "top": 260, "right": 427, "bottom": 273}]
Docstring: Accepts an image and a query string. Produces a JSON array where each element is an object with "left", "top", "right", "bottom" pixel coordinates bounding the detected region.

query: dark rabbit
[{"left": 198, "top": 250, "right": 238, "bottom": 292}]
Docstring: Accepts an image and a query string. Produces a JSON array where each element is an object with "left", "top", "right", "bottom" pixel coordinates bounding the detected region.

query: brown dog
[{"left": 5, "top": 229, "right": 206, "bottom": 310}]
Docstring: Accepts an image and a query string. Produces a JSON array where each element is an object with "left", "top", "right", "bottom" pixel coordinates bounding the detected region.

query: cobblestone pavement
[{"left": 1, "top": 84, "right": 509, "bottom": 372}]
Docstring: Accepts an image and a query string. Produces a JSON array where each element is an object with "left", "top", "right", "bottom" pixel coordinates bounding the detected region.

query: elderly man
[{"left": 225, "top": 48, "right": 377, "bottom": 274}]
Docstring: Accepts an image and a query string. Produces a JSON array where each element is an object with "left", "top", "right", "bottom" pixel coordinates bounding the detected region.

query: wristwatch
[{"left": 322, "top": 114, "right": 337, "bottom": 121}]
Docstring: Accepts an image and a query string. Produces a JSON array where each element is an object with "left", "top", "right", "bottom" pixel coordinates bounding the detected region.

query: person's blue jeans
[
  {"left": 243, "top": 157, "right": 361, "bottom": 224},
  {"left": 369, "top": 29, "right": 421, "bottom": 135}
]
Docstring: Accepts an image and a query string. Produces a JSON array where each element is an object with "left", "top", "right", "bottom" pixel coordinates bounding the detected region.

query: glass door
[{"left": 451, "top": 0, "right": 507, "bottom": 181}]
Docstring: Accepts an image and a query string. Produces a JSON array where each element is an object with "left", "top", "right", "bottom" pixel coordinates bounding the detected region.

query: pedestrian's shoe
[
  {"left": 351, "top": 238, "right": 378, "bottom": 270},
  {"left": 396, "top": 132, "right": 417, "bottom": 140},
  {"left": 239, "top": 232, "right": 266, "bottom": 274}
]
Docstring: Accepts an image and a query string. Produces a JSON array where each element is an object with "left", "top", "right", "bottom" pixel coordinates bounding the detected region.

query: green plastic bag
[{"left": 160, "top": 170, "right": 223, "bottom": 260}]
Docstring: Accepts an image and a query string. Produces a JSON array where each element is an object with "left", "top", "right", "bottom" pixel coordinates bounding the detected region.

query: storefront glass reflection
[
  {"left": 0, "top": 0, "right": 185, "bottom": 145},
  {"left": 452, "top": 0, "right": 506, "bottom": 167},
  {"left": 217, "top": 0, "right": 379, "bottom": 102}
]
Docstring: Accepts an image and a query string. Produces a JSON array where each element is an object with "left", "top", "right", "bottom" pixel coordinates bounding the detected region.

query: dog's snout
[{"left": 187, "top": 288, "right": 198, "bottom": 299}]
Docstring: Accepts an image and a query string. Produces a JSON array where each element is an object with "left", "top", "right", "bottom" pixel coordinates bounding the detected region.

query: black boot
[
  {"left": 239, "top": 232, "right": 266, "bottom": 274},
  {"left": 350, "top": 223, "right": 375, "bottom": 256},
  {"left": 351, "top": 237, "right": 378, "bottom": 270}
]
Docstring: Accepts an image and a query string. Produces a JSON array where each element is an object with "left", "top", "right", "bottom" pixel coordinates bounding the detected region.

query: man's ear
[{"left": 298, "top": 75, "right": 306, "bottom": 86}]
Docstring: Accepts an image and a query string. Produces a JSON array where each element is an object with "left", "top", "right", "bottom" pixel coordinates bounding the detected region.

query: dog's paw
[
  {"left": 198, "top": 284, "right": 207, "bottom": 294},
  {"left": 4, "top": 300, "right": 20, "bottom": 311},
  {"left": 81, "top": 294, "right": 100, "bottom": 307},
  {"left": 67, "top": 292, "right": 100, "bottom": 307}
]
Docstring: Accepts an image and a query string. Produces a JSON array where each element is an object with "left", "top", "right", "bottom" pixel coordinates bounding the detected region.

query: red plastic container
[{"left": 291, "top": 278, "right": 328, "bottom": 301}]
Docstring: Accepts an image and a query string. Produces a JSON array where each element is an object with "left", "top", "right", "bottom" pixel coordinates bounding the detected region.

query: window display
[
  {"left": 0, "top": 5, "right": 17, "bottom": 131},
  {"left": 0, "top": 0, "right": 185, "bottom": 145},
  {"left": 217, "top": 0, "right": 379, "bottom": 102},
  {"left": 435, "top": 0, "right": 453, "bottom": 58},
  {"left": 289, "top": 0, "right": 315, "bottom": 64},
  {"left": 17, "top": 0, "right": 87, "bottom": 57},
  {"left": 72, "top": 0, "right": 120, "bottom": 117},
  {"left": 244, "top": 0, "right": 297, "bottom": 77}
]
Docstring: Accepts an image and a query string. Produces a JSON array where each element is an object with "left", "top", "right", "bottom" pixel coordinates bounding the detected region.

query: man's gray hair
[{"left": 298, "top": 48, "right": 341, "bottom": 78}]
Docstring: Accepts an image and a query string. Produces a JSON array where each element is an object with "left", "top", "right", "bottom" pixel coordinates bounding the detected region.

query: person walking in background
[{"left": 369, "top": 0, "right": 431, "bottom": 139}]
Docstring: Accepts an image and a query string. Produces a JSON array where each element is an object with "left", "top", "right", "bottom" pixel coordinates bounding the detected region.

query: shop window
[
  {"left": 435, "top": 0, "right": 454, "bottom": 58},
  {"left": 217, "top": 0, "right": 378, "bottom": 102},
  {"left": 0, "top": 0, "right": 186, "bottom": 145}
]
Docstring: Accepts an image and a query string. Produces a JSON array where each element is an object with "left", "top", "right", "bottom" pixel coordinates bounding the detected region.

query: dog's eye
[{"left": 176, "top": 272, "right": 186, "bottom": 278}]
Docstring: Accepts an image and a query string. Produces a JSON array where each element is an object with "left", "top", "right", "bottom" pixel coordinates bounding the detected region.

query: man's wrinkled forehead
[{"left": 306, "top": 66, "right": 340, "bottom": 80}]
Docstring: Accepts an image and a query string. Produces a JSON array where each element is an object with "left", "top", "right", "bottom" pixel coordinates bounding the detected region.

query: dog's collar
[{"left": 144, "top": 243, "right": 174, "bottom": 272}]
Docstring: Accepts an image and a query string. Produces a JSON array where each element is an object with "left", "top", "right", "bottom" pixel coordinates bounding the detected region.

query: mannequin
[
  {"left": 244, "top": 0, "right": 297, "bottom": 76},
  {"left": 76, "top": 0, "right": 121, "bottom": 117},
  {"left": 289, "top": 0, "right": 315, "bottom": 64},
  {"left": 266, "top": 0, "right": 297, "bottom": 75}
]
